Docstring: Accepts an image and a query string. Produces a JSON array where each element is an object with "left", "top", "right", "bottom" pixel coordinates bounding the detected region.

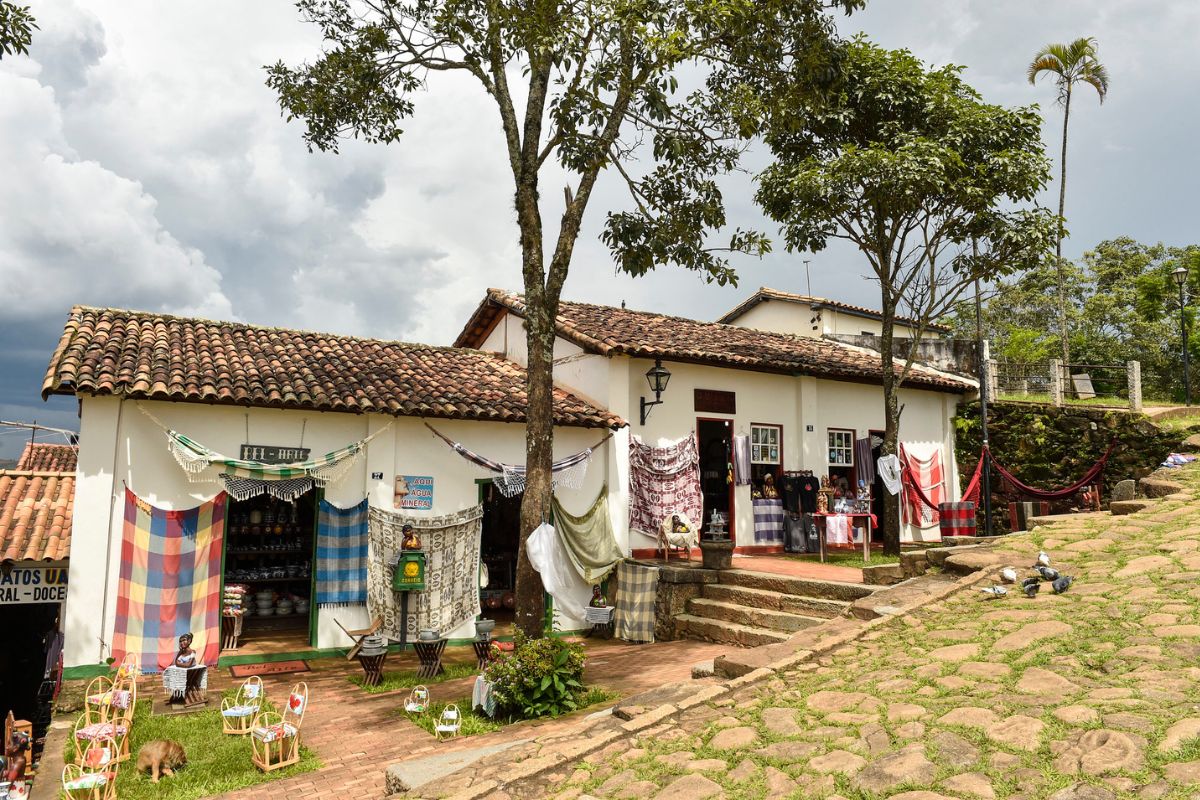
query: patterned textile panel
[{"left": 316, "top": 498, "right": 369, "bottom": 606}]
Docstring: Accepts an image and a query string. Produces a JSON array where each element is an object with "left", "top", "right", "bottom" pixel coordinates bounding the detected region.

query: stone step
[
  {"left": 701, "top": 583, "right": 851, "bottom": 619},
  {"left": 717, "top": 569, "right": 876, "bottom": 601},
  {"left": 686, "top": 597, "right": 824, "bottom": 633},
  {"left": 674, "top": 614, "right": 791, "bottom": 648}
]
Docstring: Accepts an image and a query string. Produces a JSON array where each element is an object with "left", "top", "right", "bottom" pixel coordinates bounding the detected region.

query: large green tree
[
  {"left": 0, "top": 2, "right": 36, "bottom": 59},
  {"left": 756, "top": 39, "right": 1055, "bottom": 554},
  {"left": 1027, "top": 36, "right": 1110, "bottom": 366},
  {"left": 952, "top": 238, "right": 1200, "bottom": 401},
  {"left": 268, "top": 0, "right": 859, "bottom": 636}
]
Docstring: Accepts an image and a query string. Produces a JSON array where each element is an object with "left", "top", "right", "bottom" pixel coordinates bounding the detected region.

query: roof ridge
[{"left": 66, "top": 304, "right": 495, "bottom": 356}]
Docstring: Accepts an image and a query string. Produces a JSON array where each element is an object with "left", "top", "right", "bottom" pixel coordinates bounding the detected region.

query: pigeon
[
  {"left": 1000, "top": 567, "right": 1018, "bottom": 583},
  {"left": 1023, "top": 581, "right": 1041, "bottom": 598},
  {"left": 1022, "top": 576, "right": 1040, "bottom": 587},
  {"left": 1035, "top": 550, "right": 1052, "bottom": 568},
  {"left": 1034, "top": 565, "right": 1060, "bottom": 582},
  {"left": 980, "top": 586, "right": 1008, "bottom": 598},
  {"left": 1051, "top": 575, "right": 1074, "bottom": 594}
]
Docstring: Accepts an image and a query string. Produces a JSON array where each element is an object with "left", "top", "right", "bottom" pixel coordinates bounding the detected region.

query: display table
[
  {"left": 357, "top": 652, "right": 387, "bottom": 687},
  {"left": 812, "top": 512, "right": 877, "bottom": 563},
  {"left": 751, "top": 498, "right": 785, "bottom": 545},
  {"left": 162, "top": 664, "right": 208, "bottom": 706},
  {"left": 472, "top": 639, "right": 494, "bottom": 670},
  {"left": 412, "top": 639, "right": 447, "bottom": 679},
  {"left": 583, "top": 606, "right": 615, "bottom": 638}
]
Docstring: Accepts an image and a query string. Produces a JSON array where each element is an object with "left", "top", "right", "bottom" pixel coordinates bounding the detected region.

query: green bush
[{"left": 484, "top": 633, "right": 586, "bottom": 719}]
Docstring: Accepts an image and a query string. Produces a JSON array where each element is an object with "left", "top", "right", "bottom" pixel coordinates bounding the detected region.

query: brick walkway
[
  {"left": 407, "top": 463, "right": 1200, "bottom": 799},
  {"left": 211, "top": 637, "right": 729, "bottom": 800}
]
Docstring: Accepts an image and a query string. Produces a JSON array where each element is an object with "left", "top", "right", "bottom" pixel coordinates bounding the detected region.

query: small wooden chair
[
  {"left": 72, "top": 711, "right": 129, "bottom": 768},
  {"left": 435, "top": 704, "right": 461, "bottom": 740},
  {"left": 115, "top": 652, "right": 141, "bottom": 683},
  {"left": 221, "top": 675, "right": 265, "bottom": 735},
  {"left": 404, "top": 685, "right": 430, "bottom": 714},
  {"left": 335, "top": 616, "right": 384, "bottom": 660},
  {"left": 250, "top": 681, "right": 307, "bottom": 772},
  {"left": 62, "top": 764, "right": 118, "bottom": 800}
]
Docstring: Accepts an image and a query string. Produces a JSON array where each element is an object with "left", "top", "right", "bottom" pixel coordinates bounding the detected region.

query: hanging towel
[
  {"left": 825, "top": 514, "right": 851, "bottom": 545},
  {"left": 855, "top": 438, "right": 876, "bottom": 486},
  {"left": 732, "top": 435, "right": 751, "bottom": 486},
  {"left": 628, "top": 434, "right": 703, "bottom": 536},
  {"left": 526, "top": 522, "right": 592, "bottom": 631},
  {"left": 877, "top": 455, "right": 901, "bottom": 495},
  {"left": 316, "top": 498, "right": 369, "bottom": 606},
  {"left": 550, "top": 487, "right": 623, "bottom": 583},
  {"left": 900, "top": 444, "right": 944, "bottom": 529},
  {"left": 113, "top": 488, "right": 226, "bottom": 672},
  {"left": 367, "top": 505, "right": 483, "bottom": 641},
  {"left": 614, "top": 561, "right": 658, "bottom": 643}
]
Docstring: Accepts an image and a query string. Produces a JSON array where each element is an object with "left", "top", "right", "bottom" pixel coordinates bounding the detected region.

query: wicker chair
[
  {"left": 62, "top": 763, "right": 118, "bottom": 800},
  {"left": 221, "top": 675, "right": 265, "bottom": 735},
  {"left": 72, "top": 710, "right": 129, "bottom": 768},
  {"left": 249, "top": 681, "right": 308, "bottom": 772}
]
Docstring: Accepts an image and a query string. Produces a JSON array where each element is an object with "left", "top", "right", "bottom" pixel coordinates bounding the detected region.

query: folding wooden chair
[
  {"left": 334, "top": 616, "right": 384, "bottom": 660},
  {"left": 250, "top": 682, "right": 308, "bottom": 772}
]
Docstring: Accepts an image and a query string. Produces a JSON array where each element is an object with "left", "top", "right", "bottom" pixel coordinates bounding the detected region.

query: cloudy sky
[{"left": 2, "top": 0, "right": 1196, "bottom": 456}]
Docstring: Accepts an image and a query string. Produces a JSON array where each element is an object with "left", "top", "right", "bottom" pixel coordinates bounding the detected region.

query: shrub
[{"left": 484, "top": 633, "right": 586, "bottom": 719}]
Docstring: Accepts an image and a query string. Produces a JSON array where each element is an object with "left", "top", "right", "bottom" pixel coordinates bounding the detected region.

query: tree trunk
[
  {"left": 878, "top": 281, "right": 901, "bottom": 556},
  {"left": 514, "top": 307, "right": 554, "bottom": 638},
  {"left": 1056, "top": 85, "right": 1072, "bottom": 366}
]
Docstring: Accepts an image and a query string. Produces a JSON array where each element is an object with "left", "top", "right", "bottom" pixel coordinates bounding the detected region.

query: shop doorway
[
  {"left": 223, "top": 491, "right": 317, "bottom": 652},
  {"left": 479, "top": 482, "right": 520, "bottom": 634},
  {"left": 697, "top": 418, "right": 734, "bottom": 543},
  {"left": 0, "top": 601, "right": 61, "bottom": 761}
]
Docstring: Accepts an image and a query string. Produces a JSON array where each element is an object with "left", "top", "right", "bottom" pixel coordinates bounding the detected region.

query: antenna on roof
[{"left": 803, "top": 260, "right": 812, "bottom": 297}]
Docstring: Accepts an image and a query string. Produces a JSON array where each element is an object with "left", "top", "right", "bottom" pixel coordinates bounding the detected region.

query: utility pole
[{"left": 972, "top": 240, "right": 993, "bottom": 537}]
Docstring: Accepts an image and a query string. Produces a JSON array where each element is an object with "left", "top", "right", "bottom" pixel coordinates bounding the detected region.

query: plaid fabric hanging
[
  {"left": 112, "top": 488, "right": 226, "bottom": 672},
  {"left": 316, "top": 498, "right": 369, "bottom": 607},
  {"left": 614, "top": 561, "right": 658, "bottom": 643}
]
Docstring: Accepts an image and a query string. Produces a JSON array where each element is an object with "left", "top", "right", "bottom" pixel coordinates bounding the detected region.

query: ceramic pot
[
  {"left": 475, "top": 618, "right": 496, "bottom": 638},
  {"left": 417, "top": 629, "right": 439, "bottom": 641}
]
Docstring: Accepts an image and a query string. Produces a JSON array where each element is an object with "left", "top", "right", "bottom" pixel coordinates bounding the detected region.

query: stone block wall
[{"left": 653, "top": 564, "right": 717, "bottom": 641}]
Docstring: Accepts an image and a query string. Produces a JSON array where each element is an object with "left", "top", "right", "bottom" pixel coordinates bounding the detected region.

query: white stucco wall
[
  {"left": 730, "top": 300, "right": 921, "bottom": 339},
  {"left": 65, "top": 397, "right": 613, "bottom": 668}
]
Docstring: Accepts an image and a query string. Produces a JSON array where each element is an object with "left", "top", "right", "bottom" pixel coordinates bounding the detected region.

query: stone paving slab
[{"left": 400, "top": 463, "right": 1200, "bottom": 799}]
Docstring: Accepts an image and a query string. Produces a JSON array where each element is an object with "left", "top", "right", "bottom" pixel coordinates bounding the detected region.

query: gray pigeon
[
  {"left": 1051, "top": 575, "right": 1074, "bottom": 594},
  {"left": 1023, "top": 581, "right": 1041, "bottom": 598},
  {"left": 980, "top": 586, "right": 1008, "bottom": 598},
  {"left": 1022, "top": 576, "right": 1040, "bottom": 588},
  {"left": 1035, "top": 550, "right": 1051, "bottom": 568},
  {"left": 1000, "top": 567, "right": 1018, "bottom": 583},
  {"left": 1034, "top": 565, "right": 1060, "bottom": 582}
]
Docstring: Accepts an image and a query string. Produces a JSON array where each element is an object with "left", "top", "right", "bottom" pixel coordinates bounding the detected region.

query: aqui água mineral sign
[
  {"left": 0, "top": 566, "right": 68, "bottom": 605},
  {"left": 239, "top": 444, "right": 312, "bottom": 464}
]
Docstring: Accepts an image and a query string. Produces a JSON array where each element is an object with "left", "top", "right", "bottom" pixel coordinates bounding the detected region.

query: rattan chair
[
  {"left": 62, "top": 763, "right": 118, "bottom": 800},
  {"left": 249, "top": 681, "right": 307, "bottom": 772},
  {"left": 221, "top": 675, "right": 265, "bottom": 735}
]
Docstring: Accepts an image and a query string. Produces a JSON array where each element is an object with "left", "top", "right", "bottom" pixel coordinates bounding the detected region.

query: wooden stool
[
  {"left": 412, "top": 639, "right": 446, "bottom": 679},
  {"left": 357, "top": 653, "right": 387, "bottom": 687},
  {"left": 472, "top": 640, "right": 493, "bottom": 671}
]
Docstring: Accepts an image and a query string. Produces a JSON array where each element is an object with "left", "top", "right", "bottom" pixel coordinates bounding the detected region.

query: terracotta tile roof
[
  {"left": 16, "top": 443, "right": 78, "bottom": 473},
  {"left": 456, "top": 290, "right": 974, "bottom": 393},
  {"left": 43, "top": 306, "right": 624, "bottom": 430},
  {"left": 717, "top": 287, "right": 952, "bottom": 333},
  {"left": 0, "top": 471, "right": 73, "bottom": 562}
]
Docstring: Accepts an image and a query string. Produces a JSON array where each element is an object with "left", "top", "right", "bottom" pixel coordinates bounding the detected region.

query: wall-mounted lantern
[{"left": 640, "top": 359, "right": 672, "bottom": 425}]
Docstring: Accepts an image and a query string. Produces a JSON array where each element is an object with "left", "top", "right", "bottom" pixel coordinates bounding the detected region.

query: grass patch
[
  {"left": 404, "top": 701, "right": 506, "bottom": 738},
  {"left": 66, "top": 695, "right": 319, "bottom": 800},
  {"left": 777, "top": 551, "right": 902, "bottom": 566},
  {"left": 348, "top": 660, "right": 478, "bottom": 694}
]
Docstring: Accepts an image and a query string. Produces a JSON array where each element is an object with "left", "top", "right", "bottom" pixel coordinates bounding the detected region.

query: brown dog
[{"left": 136, "top": 739, "right": 187, "bottom": 782}]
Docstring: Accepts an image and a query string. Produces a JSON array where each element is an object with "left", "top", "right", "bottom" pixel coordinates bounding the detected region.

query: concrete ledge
[
  {"left": 1141, "top": 477, "right": 1185, "bottom": 498},
  {"left": 862, "top": 563, "right": 904, "bottom": 585}
]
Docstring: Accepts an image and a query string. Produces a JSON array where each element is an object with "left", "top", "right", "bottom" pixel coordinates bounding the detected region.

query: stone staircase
[{"left": 674, "top": 569, "right": 876, "bottom": 647}]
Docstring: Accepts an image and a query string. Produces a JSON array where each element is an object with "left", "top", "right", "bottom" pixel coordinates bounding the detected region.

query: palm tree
[{"left": 1028, "top": 37, "right": 1110, "bottom": 366}]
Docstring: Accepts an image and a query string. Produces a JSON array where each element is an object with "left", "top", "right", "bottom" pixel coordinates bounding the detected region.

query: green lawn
[
  {"left": 995, "top": 392, "right": 1132, "bottom": 408},
  {"left": 66, "top": 694, "right": 319, "bottom": 800},
  {"left": 396, "top": 686, "right": 620, "bottom": 740},
  {"left": 776, "top": 551, "right": 901, "bottom": 566}
]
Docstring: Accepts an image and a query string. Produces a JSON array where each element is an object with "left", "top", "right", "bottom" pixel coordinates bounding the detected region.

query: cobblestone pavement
[{"left": 411, "top": 465, "right": 1200, "bottom": 800}]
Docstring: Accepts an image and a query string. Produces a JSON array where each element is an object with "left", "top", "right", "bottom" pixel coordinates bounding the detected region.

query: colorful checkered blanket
[
  {"left": 113, "top": 489, "right": 225, "bottom": 672},
  {"left": 316, "top": 498, "right": 369, "bottom": 606}
]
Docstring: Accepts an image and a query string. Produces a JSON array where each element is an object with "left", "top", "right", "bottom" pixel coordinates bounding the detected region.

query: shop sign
[
  {"left": 694, "top": 388, "right": 736, "bottom": 414},
  {"left": 0, "top": 566, "right": 68, "bottom": 605},
  {"left": 239, "top": 444, "right": 311, "bottom": 464},
  {"left": 395, "top": 475, "right": 434, "bottom": 509}
]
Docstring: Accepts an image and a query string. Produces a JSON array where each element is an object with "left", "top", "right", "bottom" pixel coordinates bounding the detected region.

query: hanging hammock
[{"left": 424, "top": 423, "right": 612, "bottom": 497}]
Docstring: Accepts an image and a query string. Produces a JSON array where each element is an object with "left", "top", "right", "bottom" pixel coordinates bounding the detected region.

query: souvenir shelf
[{"left": 224, "top": 495, "right": 315, "bottom": 630}]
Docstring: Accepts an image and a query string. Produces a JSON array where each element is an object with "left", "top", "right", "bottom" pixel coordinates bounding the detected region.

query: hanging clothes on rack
[
  {"left": 731, "top": 435, "right": 751, "bottom": 486},
  {"left": 900, "top": 444, "right": 944, "bottom": 528},
  {"left": 855, "top": 437, "right": 876, "bottom": 486}
]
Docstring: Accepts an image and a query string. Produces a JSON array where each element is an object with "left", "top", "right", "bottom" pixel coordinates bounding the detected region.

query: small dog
[{"left": 136, "top": 739, "right": 187, "bottom": 783}]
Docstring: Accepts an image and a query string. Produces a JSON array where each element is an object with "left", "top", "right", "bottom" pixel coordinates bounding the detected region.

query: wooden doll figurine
[
  {"left": 589, "top": 585, "right": 607, "bottom": 608},
  {"left": 174, "top": 633, "right": 197, "bottom": 669},
  {"left": 401, "top": 524, "right": 421, "bottom": 551}
]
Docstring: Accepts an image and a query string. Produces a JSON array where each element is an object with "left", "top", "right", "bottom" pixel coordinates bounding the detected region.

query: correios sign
[{"left": 0, "top": 566, "right": 68, "bottom": 605}]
